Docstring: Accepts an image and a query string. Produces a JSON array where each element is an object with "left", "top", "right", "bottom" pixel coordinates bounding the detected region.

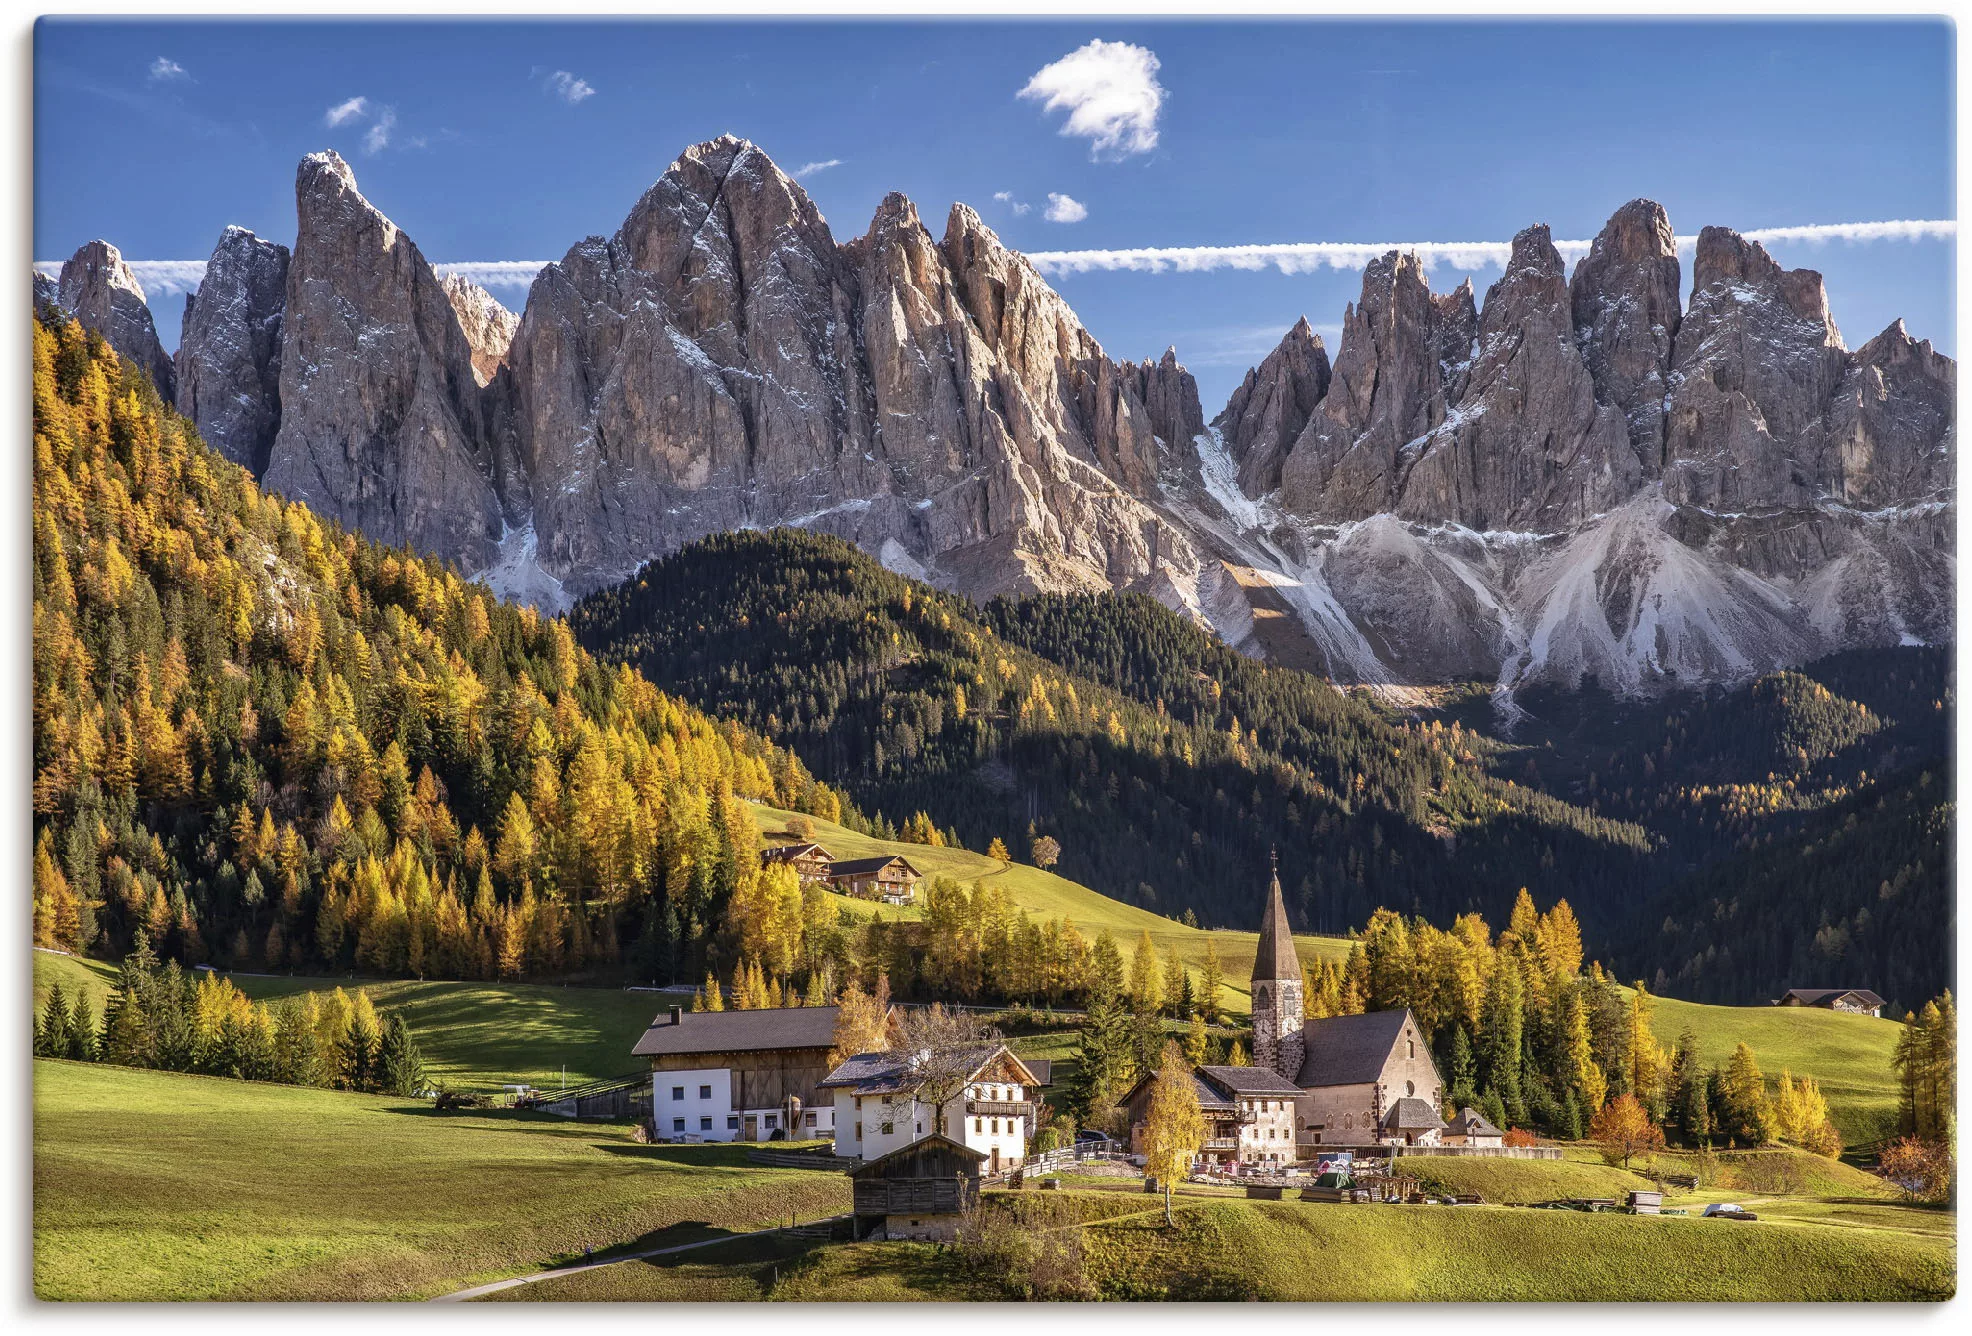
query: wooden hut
[{"left": 847, "top": 1134, "right": 985, "bottom": 1241}]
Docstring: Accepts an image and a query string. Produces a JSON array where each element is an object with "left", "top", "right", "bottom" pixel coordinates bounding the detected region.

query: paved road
[{"left": 428, "top": 1216, "right": 849, "bottom": 1303}]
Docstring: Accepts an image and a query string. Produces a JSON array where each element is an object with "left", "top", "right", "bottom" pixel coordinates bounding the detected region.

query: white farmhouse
[{"left": 821, "top": 1043, "right": 1044, "bottom": 1175}]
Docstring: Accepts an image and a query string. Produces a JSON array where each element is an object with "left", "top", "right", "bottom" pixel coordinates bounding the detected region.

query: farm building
[
  {"left": 1442, "top": 1106, "right": 1506, "bottom": 1147},
  {"left": 1120, "top": 1063, "right": 1303, "bottom": 1167},
  {"left": 632, "top": 1004, "right": 851, "bottom": 1142},
  {"left": 1774, "top": 988, "right": 1885, "bottom": 1017},
  {"left": 848, "top": 1135, "right": 984, "bottom": 1241},
  {"left": 822, "top": 1042, "right": 1044, "bottom": 1173},
  {"left": 761, "top": 840, "right": 836, "bottom": 886},
  {"left": 827, "top": 854, "right": 922, "bottom": 904}
]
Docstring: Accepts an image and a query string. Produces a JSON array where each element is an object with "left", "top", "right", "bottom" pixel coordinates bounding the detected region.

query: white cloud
[
  {"left": 1024, "top": 218, "right": 1961, "bottom": 276},
  {"left": 324, "top": 96, "right": 369, "bottom": 127},
  {"left": 547, "top": 70, "right": 596, "bottom": 103},
  {"left": 1018, "top": 39, "right": 1164, "bottom": 160},
  {"left": 148, "top": 57, "right": 188, "bottom": 82},
  {"left": 54, "top": 219, "right": 1953, "bottom": 309},
  {"left": 794, "top": 159, "right": 844, "bottom": 179},
  {"left": 362, "top": 107, "right": 396, "bottom": 156},
  {"left": 993, "top": 191, "right": 1033, "bottom": 217},
  {"left": 1044, "top": 193, "right": 1088, "bottom": 224}
]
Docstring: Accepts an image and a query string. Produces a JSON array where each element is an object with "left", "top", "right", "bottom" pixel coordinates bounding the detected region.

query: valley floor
[{"left": 34, "top": 1059, "right": 1951, "bottom": 1303}]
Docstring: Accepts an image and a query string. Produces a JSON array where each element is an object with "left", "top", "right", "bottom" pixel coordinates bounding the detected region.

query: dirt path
[{"left": 427, "top": 1217, "right": 849, "bottom": 1302}]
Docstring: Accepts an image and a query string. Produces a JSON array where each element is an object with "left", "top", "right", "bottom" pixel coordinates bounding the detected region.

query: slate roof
[
  {"left": 1382, "top": 1097, "right": 1444, "bottom": 1132},
  {"left": 1445, "top": 1106, "right": 1503, "bottom": 1137},
  {"left": 1295, "top": 1009, "right": 1416, "bottom": 1088},
  {"left": 1778, "top": 988, "right": 1886, "bottom": 1009},
  {"left": 631, "top": 1004, "right": 841, "bottom": 1058},
  {"left": 1252, "top": 865, "right": 1302, "bottom": 983},
  {"left": 1198, "top": 1065, "right": 1304, "bottom": 1097},
  {"left": 829, "top": 855, "right": 921, "bottom": 878},
  {"left": 819, "top": 1043, "right": 1035, "bottom": 1095}
]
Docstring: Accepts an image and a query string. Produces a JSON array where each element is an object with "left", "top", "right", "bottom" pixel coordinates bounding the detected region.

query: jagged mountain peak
[{"left": 57, "top": 239, "right": 175, "bottom": 399}]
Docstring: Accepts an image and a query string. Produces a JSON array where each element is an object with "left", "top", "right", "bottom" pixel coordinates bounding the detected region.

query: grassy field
[
  {"left": 487, "top": 1175, "right": 1953, "bottom": 1302},
  {"left": 33, "top": 1059, "right": 848, "bottom": 1301},
  {"left": 1647, "top": 992, "right": 1903, "bottom": 1144},
  {"left": 753, "top": 803, "right": 1352, "bottom": 1016},
  {"left": 34, "top": 948, "right": 671, "bottom": 1095}
]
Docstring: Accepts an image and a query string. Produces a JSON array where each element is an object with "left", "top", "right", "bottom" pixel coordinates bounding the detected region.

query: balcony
[
  {"left": 966, "top": 1100, "right": 1034, "bottom": 1119},
  {"left": 1202, "top": 1138, "right": 1240, "bottom": 1151}
]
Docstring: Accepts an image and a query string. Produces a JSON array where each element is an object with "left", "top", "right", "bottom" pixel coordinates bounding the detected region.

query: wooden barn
[
  {"left": 761, "top": 840, "right": 836, "bottom": 886},
  {"left": 633, "top": 1004, "right": 846, "bottom": 1142},
  {"left": 848, "top": 1134, "right": 985, "bottom": 1242},
  {"left": 828, "top": 855, "right": 922, "bottom": 905}
]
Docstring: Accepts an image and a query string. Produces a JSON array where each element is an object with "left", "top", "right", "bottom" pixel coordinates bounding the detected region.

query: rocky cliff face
[
  {"left": 262, "top": 151, "right": 504, "bottom": 571},
  {"left": 175, "top": 226, "right": 289, "bottom": 472},
  {"left": 140, "top": 143, "right": 1953, "bottom": 700},
  {"left": 1212, "top": 317, "right": 1330, "bottom": 496},
  {"left": 495, "top": 137, "right": 1197, "bottom": 603},
  {"left": 56, "top": 240, "right": 176, "bottom": 398},
  {"left": 441, "top": 275, "right": 519, "bottom": 386}
]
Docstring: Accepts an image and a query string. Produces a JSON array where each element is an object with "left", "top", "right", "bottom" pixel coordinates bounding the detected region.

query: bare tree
[{"left": 892, "top": 1004, "right": 1004, "bottom": 1138}]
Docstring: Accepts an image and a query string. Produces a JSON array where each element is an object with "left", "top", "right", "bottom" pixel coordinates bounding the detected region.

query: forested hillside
[
  {"left": 570, "top": 530, "right": 1652, "bottom": 938},
  {"left": 29, "top": 312, "right": 850, "bottom": 987},
  {"left": 1615, "top": 764, "right": 1952, "bottom": 1013}
]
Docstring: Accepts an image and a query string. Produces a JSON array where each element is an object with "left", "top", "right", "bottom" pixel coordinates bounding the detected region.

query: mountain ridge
[{"left": 43, "top": 136, "right": 1954, "bottom": 702}]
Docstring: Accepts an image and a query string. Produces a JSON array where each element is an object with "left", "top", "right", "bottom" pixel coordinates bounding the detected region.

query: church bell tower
[{"left": 1250, "top": 851, "right": 1305, "bottom": 1082}]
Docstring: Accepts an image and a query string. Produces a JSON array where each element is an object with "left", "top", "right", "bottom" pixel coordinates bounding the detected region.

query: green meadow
[{"left": 32, "top": 1059, "right": 847, "bottom": 1301}]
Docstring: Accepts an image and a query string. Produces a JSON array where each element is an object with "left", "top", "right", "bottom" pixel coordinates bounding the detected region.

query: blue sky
[{"left": 35, "top": 17, "right": 1954, "bottom": 410}]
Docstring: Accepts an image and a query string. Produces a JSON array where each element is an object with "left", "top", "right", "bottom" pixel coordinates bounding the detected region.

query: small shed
[
  {"left": 1628, "top": 1190, "right": 1663, "bottom": 1215},
  {"left": 848, "top": 1134, "right": 985, "bottom": 1241}
]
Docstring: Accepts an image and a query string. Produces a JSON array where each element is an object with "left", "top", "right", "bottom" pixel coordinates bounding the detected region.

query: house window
[
  {"left": 855, "top": 1096, "right": 863, "bottom": 1110},
  {"left": 806, "top": 1112, "right": 818, "bottom": 1127},
  {"left": 992, "top": 1119, "right": 1000, "bottom": 1134},
  {"left": 880, "top": 1122, "right": 894, "bottom": 1135},
  {"left": 915, "top": 1122, "right": 923, "bottom": 1135},
  {"left": 764, "top": 1115, "right": 777, "bottom": 1129},
  {"left": 974, "top": 1118, "right": 982, "bottom": 1133},
  {"left": 699, "top": 1085, "right": 712, "bottom": 1099},
  {"left": 673, "top": 1118, "right": 685, "bottom": 1132},
  {"left": 854, "top": 1122, "right": 862, "bottom": 1139},
  {"left": 700, "top": 1117, "right": 713, "bottom": 1131},
  {"left": 727, "top": 1116, "right": 740, "bottom": 1130},
  {"left": 671, "top": 1087, "right": 685, "bottom": 1100}
]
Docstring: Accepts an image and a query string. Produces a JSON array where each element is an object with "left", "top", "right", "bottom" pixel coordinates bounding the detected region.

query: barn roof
[
  {"left": 1294, "top": 1009, "right": 1417, "bottom": 1088},
  {"left": 829, "top": 855, "right": 921, "bottom": 877},
  {"left": 763, "top": 841, "right": 833, "bottom": 862},
  {"left": 631, "top": 1004, "right": 841, "bottom": 1058},
  {"left": 1779, "top": 988, "right": 1886, "bottom": 1009},
  {"left": 849, "top": 1133, "right": 986, "bottom": 1178},
  {"left": 1198, "top": 1065, "right": 1305, "bottom": 1097}
]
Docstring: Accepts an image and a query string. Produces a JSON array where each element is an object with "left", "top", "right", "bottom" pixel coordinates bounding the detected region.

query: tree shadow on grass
[{"left": 541, "top": 1220, "right": 734, "bottom": 1269}]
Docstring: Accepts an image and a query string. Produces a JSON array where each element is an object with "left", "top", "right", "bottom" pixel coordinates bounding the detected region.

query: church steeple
[
  {"left": 1250, "top": 849, "right": 1306, "bottom": 1082},
  {"left": 1252, "top": 849, "right": 1302, "bottom": 984}
]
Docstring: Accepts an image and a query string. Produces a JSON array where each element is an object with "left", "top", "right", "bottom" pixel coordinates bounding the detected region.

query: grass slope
[
  {"left": 1647, "top": 992, "right": 1902, "bottom": 1144},
  {"left": 752, "top": 804, "right": 1350, "bottom": 1014},
  {"left": 33, "top": 1059, "right": 848, "bottom": 1301},
  {"left": 34, "top": 949, "right": 667, "bottom": 1095}
]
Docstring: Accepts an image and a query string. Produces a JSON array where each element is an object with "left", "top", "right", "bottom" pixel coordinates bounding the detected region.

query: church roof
[
  {"left": 1446, "top": 1106, "right": 1503, "bottom": 1137},
  {"left": 1294, "top": 1009, "right": 1417, "bottom": 1088},
  {"left": 1382, "top": 1097, "right": 1444, "bottom": 1132},
  {"left": 1251, "top": 862, "right": 1302, "bottom": 983}
]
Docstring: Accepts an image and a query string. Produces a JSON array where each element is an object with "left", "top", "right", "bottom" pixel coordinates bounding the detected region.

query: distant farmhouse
[
  {"left": 633, "top": 1004, "right": 849, "bottom": 1142},
  {"left": 1774, "top": 988, "right": 1885, "bottom": 1018},
  {"left": 1121, "top": 1063, "right": 1302, "bottom": 1167},
  {"left": 762, "top": 840, "right": 923, "bottom": 905},
  {"left": 821, "top": 1041, "right": 1046, "bottom": 1175}
]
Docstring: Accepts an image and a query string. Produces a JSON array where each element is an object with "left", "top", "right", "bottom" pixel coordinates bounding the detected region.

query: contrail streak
[
  {"left": 34, "top": 219, "right": 1953, "bottom": 301},
  {"left": 1023, "top": 219, "right": 1956, "bottom": 276}
]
